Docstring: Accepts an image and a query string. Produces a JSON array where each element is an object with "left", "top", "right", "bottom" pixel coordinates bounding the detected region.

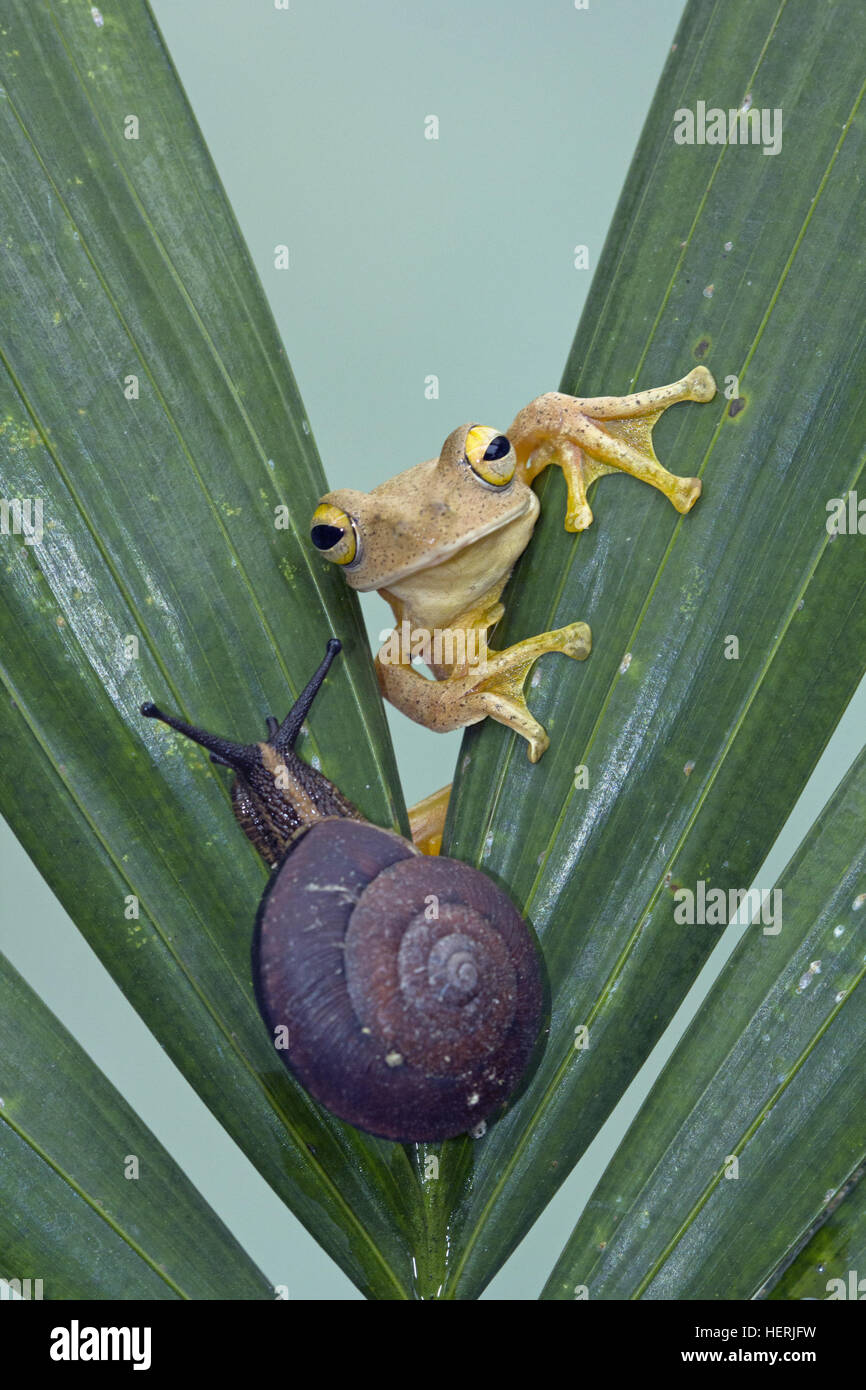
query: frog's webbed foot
[
  {"left": 376, "top": 621, "right": 591, "bottom": 763},
  {"left": 508, "top": 365, "right": 716, "bottom": 531}
]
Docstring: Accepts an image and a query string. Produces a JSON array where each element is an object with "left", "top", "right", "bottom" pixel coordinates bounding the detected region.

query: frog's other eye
[
  {"left": 310, "top": 504, "right": 359, "bottom": 565},
  {"left": 465, "top": 426, "right": 516, "bottom": 486}
]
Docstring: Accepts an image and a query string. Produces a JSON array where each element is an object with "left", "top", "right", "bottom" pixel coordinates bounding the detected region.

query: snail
[{"left": 141, "top": 639, "right": 545, "bottom": 1143}]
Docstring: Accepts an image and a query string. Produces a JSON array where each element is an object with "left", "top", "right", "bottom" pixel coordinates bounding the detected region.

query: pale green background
[{"left": 1, "top": 0, "right": 864, "bottom": 1299}]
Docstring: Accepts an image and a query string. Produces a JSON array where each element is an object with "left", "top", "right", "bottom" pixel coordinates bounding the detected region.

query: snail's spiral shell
[{"left": 252, "top": 818, "right": 545, "bottom": 1141}]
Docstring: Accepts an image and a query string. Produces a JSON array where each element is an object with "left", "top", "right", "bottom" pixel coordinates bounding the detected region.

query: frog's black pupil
[
  {"left": 311, "top": 523, "right": 345, "bottom": 551},
  {"left": 483, "top": 435, "right": 510, "bottom": 461}
]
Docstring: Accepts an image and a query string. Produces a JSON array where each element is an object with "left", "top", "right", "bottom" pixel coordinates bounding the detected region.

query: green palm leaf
[
  {"left": 540, "top": 746, "right": 866, "bottom": 1299},
  {"left": 0, "top": 953, "right": 272, "bottom": 1299},
  {"left": 765, "top": 1164, "right": 866, "bottom": 1301}
]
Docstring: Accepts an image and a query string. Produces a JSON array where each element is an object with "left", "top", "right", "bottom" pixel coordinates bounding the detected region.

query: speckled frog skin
[{"left": 311, "top": 367, "right": 715, "bottom": 765}]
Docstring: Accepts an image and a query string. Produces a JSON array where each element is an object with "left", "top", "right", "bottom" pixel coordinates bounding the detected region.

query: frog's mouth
[{"left": 359, "top": 490, "right": 538, "bottom": 593}]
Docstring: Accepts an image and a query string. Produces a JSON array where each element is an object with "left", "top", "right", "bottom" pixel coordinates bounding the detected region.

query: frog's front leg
[
  {"left": 508, "top": 365, "right": 716, "bottom": 531},
  {"left": 375, "top": 619, "right": 591, "bottom": 762},
  {"left": 467, "top": 621, "right": 591, "bottom": 757}
]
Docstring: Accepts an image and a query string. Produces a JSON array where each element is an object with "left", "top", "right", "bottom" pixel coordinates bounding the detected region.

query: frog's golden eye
[
  {"left": 465, "top": 426, "right": 515, "bottom": 486},
  {"left": 310, "top": 504, "right": 358, "bottom": 565}
]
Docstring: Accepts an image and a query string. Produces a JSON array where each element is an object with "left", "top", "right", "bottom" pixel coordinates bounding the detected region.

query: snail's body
[{"left": 142, "top": 640, "right": 544, "bottom": 1143}]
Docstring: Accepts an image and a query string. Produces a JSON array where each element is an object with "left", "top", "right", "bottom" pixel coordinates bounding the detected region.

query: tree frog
[{"left": 310, "top": 366, "right": 715, "bottom": 788}]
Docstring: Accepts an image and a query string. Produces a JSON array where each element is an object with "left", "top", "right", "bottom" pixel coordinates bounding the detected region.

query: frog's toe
[
  {"left": 565, "top": 499, "right": 595, "bottom": 532},
  {"left": 671, "top": 476, "right": 703, "bottom": 514},
  {"left": 562, "top": 621, "right": 592, "bottom": 660},
  {"left": 527, "top": 728, "right": 550, "bottom": 763},
  {"left": 686, "top": 366, "right": 716, "bottom": 402}
]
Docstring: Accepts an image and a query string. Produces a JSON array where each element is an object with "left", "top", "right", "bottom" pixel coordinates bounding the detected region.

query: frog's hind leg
[
  {"left": 408, "top": 783, "right": 452, "bottom": 855},
  {"left": 509, "top": 365, "right": 715, "bottom": 531}
]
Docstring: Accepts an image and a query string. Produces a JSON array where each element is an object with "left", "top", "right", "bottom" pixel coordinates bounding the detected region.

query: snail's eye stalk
[
  {"left": 140, "top": 702, "right": 258, "bottom": 773},
  {"left": 141, "top": 638, "right": 342, "bottom": 765},
  {"left": 142, "top": 639, "right": 355, "bottom": 862},
  {"left": 272, "top": 637, "right": 342, "bottom": 752}
]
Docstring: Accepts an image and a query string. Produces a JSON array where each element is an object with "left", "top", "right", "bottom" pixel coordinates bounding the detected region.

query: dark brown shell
[{"left": 252, "top": 818, "right": 545, "bottom": 1142}]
